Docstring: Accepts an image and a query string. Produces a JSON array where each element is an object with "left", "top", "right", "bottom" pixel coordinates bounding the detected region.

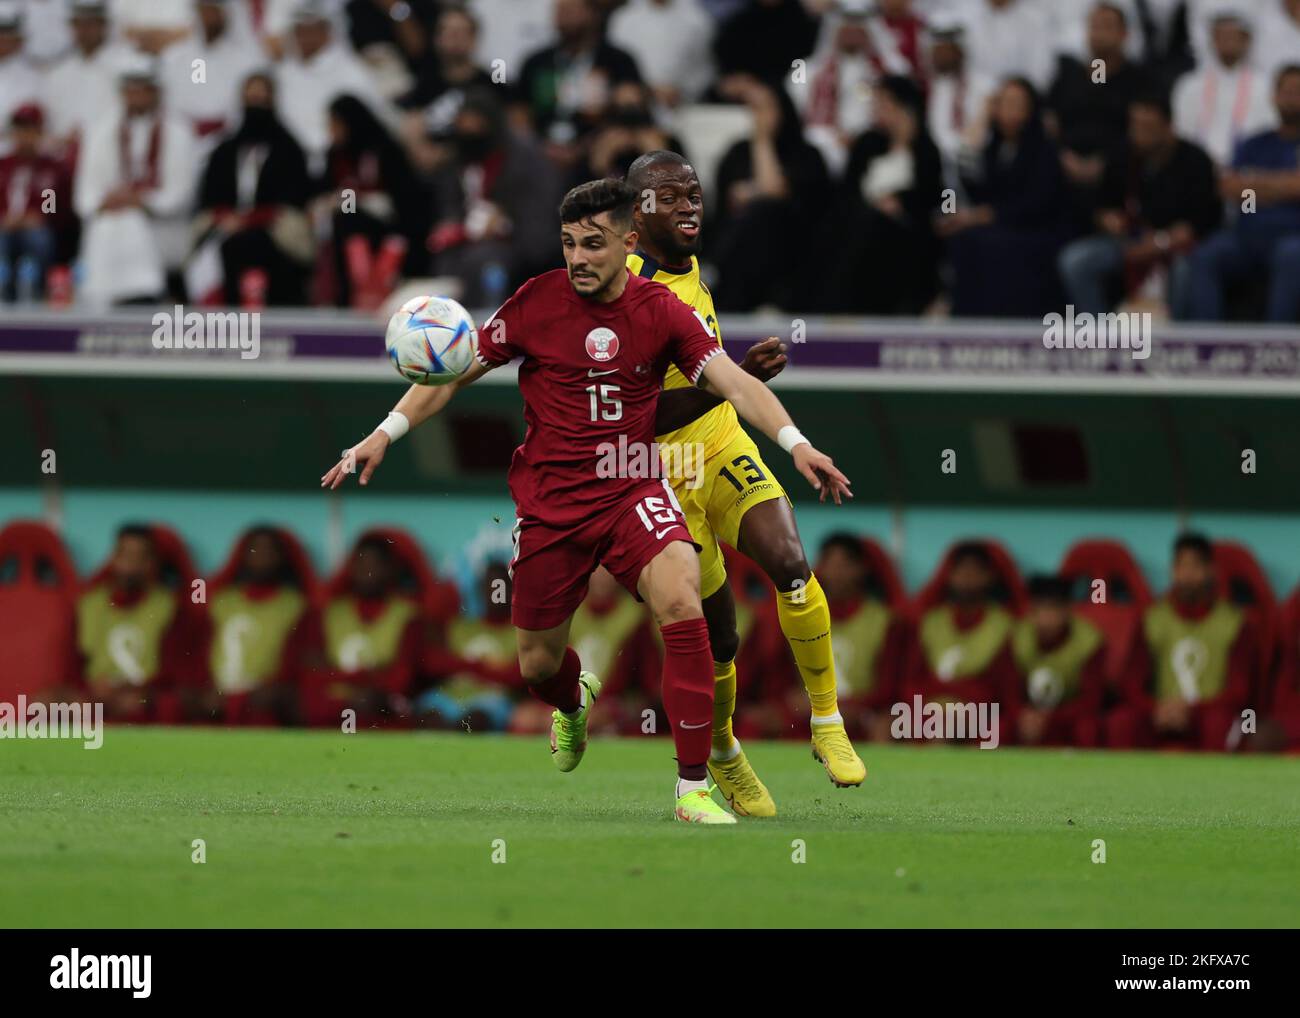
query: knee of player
[
  {"left": 764, "top": 545, "right": 811, "bottom": 592},
  {"left": 654, "top": 591, "right": 703, "bottom": 627},
  {"left": 518, "top": 646, "right": 564, "bottom": 683}
]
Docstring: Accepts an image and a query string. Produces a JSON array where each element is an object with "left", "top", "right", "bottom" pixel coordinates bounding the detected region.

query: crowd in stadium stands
[
  {"left": 1, "top": 0, "right": 1299, "bottom": 319},
  {"left": 3, "top": 518, "right": 1300, "bottom": 752}
]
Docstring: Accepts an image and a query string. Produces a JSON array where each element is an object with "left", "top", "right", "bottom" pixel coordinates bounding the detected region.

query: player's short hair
[
  {"left": 949, "top": 541, "right": 993, "bottom": 570},
  {"left": 1173, "top": 532, "right": 1214, "bottom": 562},
  {"left": 624, "top": 150, "right": 694, "bottom": 194},
  {"left": 559, "top": 178, "right": 637, "bottom": 233},
  {"left": 1026, "top": 574, "right": 1072, "bottom": 603}
]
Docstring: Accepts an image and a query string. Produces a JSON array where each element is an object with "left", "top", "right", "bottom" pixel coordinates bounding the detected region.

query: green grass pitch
[{"left": 2, "top": 727, "right": 1298, "bottom": 927}]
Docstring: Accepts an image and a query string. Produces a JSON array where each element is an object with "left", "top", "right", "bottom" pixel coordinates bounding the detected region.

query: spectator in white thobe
[
  {"left": 795, "top": 2, "right": 893, "bottom": 178},
  {"left": 961, "top": 0, "right": 1054, "bottom": 91},
  {"left": 161, "top": 0, "right": 266, "bottom": 155},
  {"left": 1172, "top": 6, "right": 1275, "bottom": 165},
  {"left": 114, "top": 0, "right": 193, "bottom": 53},
  {"left": 0, "top": 4, "right": 41, "bottom": 132},
  {"left": 15, "top": 0, "right": 73, "bottom": 63},
  {"left": 467, "top": 0, "right": 553, "bottom": 83},
  {"left": 41, "top": 0, "right": 129, "bottom": 153},
  {"left": 608, "top": 0, "right": 715, "bottom": 107},
  {"left": 1255, "top": 0, "right": 1300, "bottom": 83},
  {"left": 225, "top": 0, "right": 298, "bottom": 58},
  {"left": 74, "top": 56, "right": 198, "bottom": 304},
  {"left": 924, "top": 14, "right": 995, "bottom": 186},
  {"left": 275, "top": 0, "right": 392, "bottom": 171}
]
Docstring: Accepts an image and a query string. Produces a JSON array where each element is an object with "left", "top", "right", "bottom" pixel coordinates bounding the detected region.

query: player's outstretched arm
[
  {"left": 320, "top": 358, "right": 492, "bottom": 490},
  {"left": 698, "top": 353, "right": 851, "bottom": 504},
  {"left": 653, "top": 337, "right": 788, "bottom": 435}
]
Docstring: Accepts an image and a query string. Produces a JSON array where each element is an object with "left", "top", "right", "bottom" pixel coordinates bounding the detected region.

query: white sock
[
  {"left": 676, "top": 777, "right": 708, "bottom": 798},
  {"left": 710, "top": 738, "right": 741, "bottom": 763},
  {"left": 560, "top": 683, "right": 587, "bottom": 720},
  {"left": 811, "top": 711, "right": 844, "bottom": 727}
]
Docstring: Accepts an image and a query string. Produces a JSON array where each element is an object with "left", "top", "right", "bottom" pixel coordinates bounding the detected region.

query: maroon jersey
[
  {"left": 477, "top": 269, "right": 721, "bottom": 528},
  {"left": 0, "top": 152, "right": 69, "bottom": 221}
]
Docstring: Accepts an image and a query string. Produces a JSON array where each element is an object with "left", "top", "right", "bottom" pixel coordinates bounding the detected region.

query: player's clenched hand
[
  {"left": 320, "top": 430, "right": 390, "bottom": 490},
  {"left": 792, "top": 445, "right": 852, "bottom": 505},
  {"left": 740, "top": 337, "right": 788, "bottom": 382}
]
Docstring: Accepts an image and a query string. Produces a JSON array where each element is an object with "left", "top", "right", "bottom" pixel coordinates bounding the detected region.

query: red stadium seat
[
  {"left": 1059, "top": 539, "right": 1153, "bottom": 605},
  {"left": 1058, "top": 539, "right": 1152, "bottom": 686},
  {"left": 0, "top": 521, "right": 79, "bottom": 700},
  {"left": 910, "top": 539, "right": 1027, "bottom": 619},
  {"left": 1213, "top": 541, "right": 1280, "bottom": 703}
]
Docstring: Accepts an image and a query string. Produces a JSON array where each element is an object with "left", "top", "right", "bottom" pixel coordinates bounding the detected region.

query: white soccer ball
[{"left": 384, "top": 295, "right": 478, "bottom": 385}]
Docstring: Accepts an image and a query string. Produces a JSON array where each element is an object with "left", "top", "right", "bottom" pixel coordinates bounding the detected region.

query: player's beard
[{"left": 572, "top": 264, "right": 616, "bottom": 300}]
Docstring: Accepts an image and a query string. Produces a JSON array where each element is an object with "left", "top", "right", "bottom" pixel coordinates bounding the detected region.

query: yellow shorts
[{"left": 670, "top": 429, "right": 788, "bottom": 599}]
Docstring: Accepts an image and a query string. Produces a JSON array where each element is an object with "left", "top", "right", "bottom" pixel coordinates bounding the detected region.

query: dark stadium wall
[{"left": 5, "top": 376, "right": 1299, "bottom": 509}]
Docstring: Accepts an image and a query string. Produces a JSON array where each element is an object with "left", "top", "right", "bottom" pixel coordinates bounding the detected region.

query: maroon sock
[
  {"left": 528, "top": 646, "right": 582, "bottom": 714},
  {"left": 660, "top": 617, "right": 714, "bottom": 778}
]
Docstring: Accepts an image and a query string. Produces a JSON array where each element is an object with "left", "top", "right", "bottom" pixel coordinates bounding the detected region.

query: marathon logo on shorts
[
  {"left": 50, "top": 949, "right": 151, "bottom": 998},
  {"left": 585, "top": 327, "right": 620, "bottom": 362}
]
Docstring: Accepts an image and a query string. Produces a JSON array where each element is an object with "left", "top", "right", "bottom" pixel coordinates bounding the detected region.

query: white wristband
[
  {"left": 377, "top": 411, "right": 410, "bottom": 444},
  {"left": 777, "top": 425, "right": 809, "bottom": 454}
]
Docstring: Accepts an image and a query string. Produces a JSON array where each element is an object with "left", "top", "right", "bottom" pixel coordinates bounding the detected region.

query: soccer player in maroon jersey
[{"left": 322, "top": 179, "right": 850, "bottom": 823}]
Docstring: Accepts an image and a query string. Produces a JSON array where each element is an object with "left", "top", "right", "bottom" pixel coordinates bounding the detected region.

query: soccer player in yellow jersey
[{"left": 625, "top": 150, "right": 866, "bottom": 815}]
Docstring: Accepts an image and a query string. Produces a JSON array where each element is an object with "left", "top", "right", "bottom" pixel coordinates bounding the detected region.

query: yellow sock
[
  {"left": 777, "top": 573, "right": 839, "bottom": 718},
  {"left": 712, "top": 658, "right": 737, "bottom": 754}
]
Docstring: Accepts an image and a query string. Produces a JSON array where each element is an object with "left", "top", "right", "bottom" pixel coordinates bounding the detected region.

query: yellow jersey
[{"left": 627, "top": 250, "right": 740, "bottom": 460}]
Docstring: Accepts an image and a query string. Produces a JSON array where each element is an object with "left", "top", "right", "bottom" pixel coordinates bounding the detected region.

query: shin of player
[{"left": 637, "top": 540, "right": 715, "bottom": 796}]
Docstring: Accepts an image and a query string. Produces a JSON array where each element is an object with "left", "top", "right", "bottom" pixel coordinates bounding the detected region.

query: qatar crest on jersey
[{"left": 585, "top": 327, "right": 620, "bottom": 362}]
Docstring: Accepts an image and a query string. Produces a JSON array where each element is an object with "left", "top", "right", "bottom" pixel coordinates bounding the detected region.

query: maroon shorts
[{"left": 510, "top": 480, "right": 697, "bottom": 630}]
